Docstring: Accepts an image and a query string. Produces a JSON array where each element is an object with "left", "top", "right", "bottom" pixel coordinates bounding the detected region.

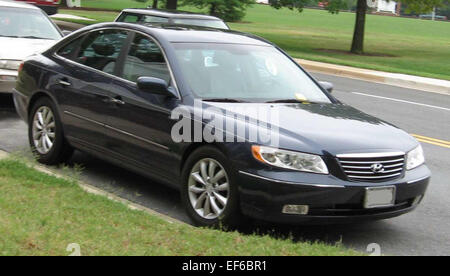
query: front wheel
[{"left": 181, "top": 146, "right": 241, "bottom": 228}]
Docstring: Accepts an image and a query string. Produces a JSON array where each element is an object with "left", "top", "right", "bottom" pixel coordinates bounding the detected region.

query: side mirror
[
  {"left": 137, "top": 77, "right": 177, "bottom": 98},
  {"left": 62, "top": 30, "right": 72, "bottom": 37},
  {"left": 319, "top": 81, "right": 333, "bottom": 93}
]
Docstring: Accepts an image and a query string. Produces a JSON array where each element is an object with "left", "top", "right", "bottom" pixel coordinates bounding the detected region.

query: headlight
[
  {"left": 406, "top": 145, "right": 425, "bottom": 170},
  {"left": 251, "top": 145, "right": 329, "bottom": 174},
  {"left": 0, "top": 60, "right": 22, "bottom": 70}
]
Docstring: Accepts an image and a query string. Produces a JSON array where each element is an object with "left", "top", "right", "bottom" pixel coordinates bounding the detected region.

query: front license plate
[{"left": 364, "top": 186, "right": 396, "bottom": 209}]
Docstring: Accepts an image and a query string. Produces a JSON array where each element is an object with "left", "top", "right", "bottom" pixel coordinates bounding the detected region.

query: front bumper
[
  {"left": 0, "top": 69, "right": 17, "bottom": 94},
  {"left": 237, "top": 165, "right": 430, "bottom": 225}
]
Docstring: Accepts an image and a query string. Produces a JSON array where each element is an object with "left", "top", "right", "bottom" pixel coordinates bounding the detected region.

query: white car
[{"left": 0, "top": 0, "right": 62, "bottom": 94}]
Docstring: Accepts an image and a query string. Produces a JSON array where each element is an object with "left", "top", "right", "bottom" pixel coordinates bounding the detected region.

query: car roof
[
  {"left": 152, "top": 27, "right": 271, "bottom": 46},
  {"left": 121, "top": 8, "right": 223, "bottom": 21},
  {"left": 103, "top": 23, "right": 273, "bottom": 46},
  {"left": 51, "top": 23, "right": 274, "bottom": 56},
  {"left": 0, "top": 0, "right": 40, "bottom": 10}
]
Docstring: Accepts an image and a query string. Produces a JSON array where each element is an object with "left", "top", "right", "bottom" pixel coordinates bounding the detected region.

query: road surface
[{"left": 0, "top": 73, "right": 449, "bottom": 256}]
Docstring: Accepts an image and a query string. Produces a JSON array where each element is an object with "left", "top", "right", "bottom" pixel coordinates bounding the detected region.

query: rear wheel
[
  {"left": 181, "top": 146, "right": 241, "bottom": 228},
  {"left": 28, "top": 97, "right": 73, "bottom": 165}
]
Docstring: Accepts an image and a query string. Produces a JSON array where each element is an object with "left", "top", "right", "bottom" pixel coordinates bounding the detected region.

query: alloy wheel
[
  {"left": 32, "top": 106, "right": 56, "bottom": 155},
  {"left": 188, "top": 158, "right": 230, "bottom": 220}
]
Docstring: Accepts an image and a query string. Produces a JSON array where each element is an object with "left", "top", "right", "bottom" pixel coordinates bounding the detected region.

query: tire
[
  {"left": 181, "top": 146, "right": 241, "bottom": 228},
  {"left": 28, "top": 97, "right": 73, "bottom": 165}
]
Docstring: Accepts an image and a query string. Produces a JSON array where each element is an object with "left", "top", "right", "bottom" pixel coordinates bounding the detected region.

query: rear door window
[
  {"left": 76, "top": 29, "right": 129, "bottom": 75},
  {"left": 57, "top": 37, "right": 82, "bottom": 60}
]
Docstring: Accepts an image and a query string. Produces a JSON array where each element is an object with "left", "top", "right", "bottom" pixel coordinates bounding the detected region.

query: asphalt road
[{"left": 0, "top": 74, "right": 449, "bottom": 256}]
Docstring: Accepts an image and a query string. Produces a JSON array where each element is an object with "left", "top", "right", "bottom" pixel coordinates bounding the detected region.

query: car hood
[
  {"left": 0, "top": 37, "right": 57, "bottom": 61},
  {"left": 204, "top": 102, "right": 418, "bottom": 155}
]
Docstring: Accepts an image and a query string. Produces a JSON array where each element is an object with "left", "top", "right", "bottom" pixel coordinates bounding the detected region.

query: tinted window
[
  {"left": 122, "top": 33, "right": 171, "bottom": 83},
  {"left": 76, "top": 29, "right": 129, "bottom": 75},
  {"left": 117, "top": 13, "right": 169, "bottom": 24},
  {"left": 57, "top": 38, "right": 81, "bottom": 59},
  {"left": 121, "top": 14, "right": 139, "bottom": 23}
]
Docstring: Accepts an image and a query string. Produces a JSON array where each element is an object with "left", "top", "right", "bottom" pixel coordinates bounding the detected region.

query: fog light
[
  {"left": 412, "top": 195, "right": 423, "bottom": 206},
  {"left": 0, "top": 75, "right": 16, "bottom": 81},
  {"left": 282, "top": 205, "right": 309, "bottom": 215}
]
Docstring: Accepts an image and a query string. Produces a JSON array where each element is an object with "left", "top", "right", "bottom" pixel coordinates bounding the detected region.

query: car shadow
[
  {"left": 0, "top": 94, "right": 14, "bottom": 111},
  {"left": 65, "top": 150, "right": 402, "bottom": 253},
  {"left": 0, "top": 106, "right": 402, "bottom": 254}
]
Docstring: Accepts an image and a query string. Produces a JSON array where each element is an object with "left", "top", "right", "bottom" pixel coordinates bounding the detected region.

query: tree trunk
[
  {"left": 165, "top": 0, "right": 178, "bottom": 10},
  {"left": 60, "top": 0, "right": 69, "bottom": 8},
  {"left": 210, "top": 3, "right": 217, "bottom": 16},
  {"left": 152, "top": 0, "right": 158, "bottom": 9},
  {"left": 351, "top": 0, "right": 367, "bottom": 54}
]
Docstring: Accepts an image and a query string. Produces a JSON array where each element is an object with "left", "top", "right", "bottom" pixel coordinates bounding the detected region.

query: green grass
[
  {"left": 0, "top": 159, "right": 360, "bottom": 256},
  {"left": 55, "top": 2, "right": 450, "bottom": 80}
]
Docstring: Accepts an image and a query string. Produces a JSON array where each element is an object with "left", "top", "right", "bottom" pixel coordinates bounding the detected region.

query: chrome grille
[{"left": 337, "top": 152, "right": 405, "bottom": 182}]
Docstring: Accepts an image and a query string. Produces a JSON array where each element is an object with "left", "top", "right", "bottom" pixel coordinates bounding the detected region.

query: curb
[
  {"left": 0, "top": 150, "right": 186, "bottom": 226},
  {"left": 296, "top": 59, "right": 450, "bottom": 95}
]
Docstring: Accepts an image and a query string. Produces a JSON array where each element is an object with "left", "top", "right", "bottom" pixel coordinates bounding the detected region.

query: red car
[{"left": 14, "top": 0, "right": 59, "bottom": 15}]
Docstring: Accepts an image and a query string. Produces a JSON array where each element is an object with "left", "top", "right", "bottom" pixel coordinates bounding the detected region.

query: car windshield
[
  {"left": 0, "top": 7, "right": 61, "bottom": 40},
  {"left": 172, "top": 18, "right": 228, "bottom": 29},
  {"left": 173, "top": 43, "right": 331, "bottom": 103}
]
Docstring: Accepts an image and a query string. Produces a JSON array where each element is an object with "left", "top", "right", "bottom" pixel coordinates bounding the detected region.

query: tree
[
  {"left": 181, "top": 0, "right": 255, "bottom": 21},
  {"left": 133, "top": 0, "right": 177, "bottom": 9},
  {"left": 269, "top": 0, "right": 443, "bottom": 54},
  {"left": 166, "top": 0, "right": 179, "bottom": 9}
]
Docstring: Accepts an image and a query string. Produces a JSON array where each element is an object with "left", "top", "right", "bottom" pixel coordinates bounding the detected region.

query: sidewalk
[
  {"left": 53, "top": 20, "right": 86, "bottom": 31},
  {"left": 296, "top": 59, "right": 450, "bottom": 95}
]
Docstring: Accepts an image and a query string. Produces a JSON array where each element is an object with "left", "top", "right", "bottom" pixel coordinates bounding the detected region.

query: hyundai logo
[{"left": 371, "top": 163, "right": 385, "bottom": 173}]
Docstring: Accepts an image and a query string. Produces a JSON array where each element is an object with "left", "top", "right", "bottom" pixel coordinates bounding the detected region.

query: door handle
[
  {"left": 58, "top": 79, "right": 71, "bottom": 86},
  {"left": 109, "top": 97, "right": 125, "bottom": 105}
]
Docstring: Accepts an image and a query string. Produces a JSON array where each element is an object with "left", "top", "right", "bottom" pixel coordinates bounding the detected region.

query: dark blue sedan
[{"left": 13, "top": 23, "right": 430, "bottom": 226}]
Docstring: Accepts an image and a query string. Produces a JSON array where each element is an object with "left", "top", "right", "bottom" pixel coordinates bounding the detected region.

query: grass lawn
[
  {"left": 0, "top": 158, "right": 361, "bottom": 256},
  {"left": 56, "top": 2, "right": 450, "bottom": 80}
]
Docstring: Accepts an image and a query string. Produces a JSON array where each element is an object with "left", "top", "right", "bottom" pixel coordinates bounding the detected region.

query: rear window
[
  {"left": 117, "top": 12, "right": 169, "bottom": 24},
  {"left": 172, "top": 18, "right": 228, "bottom": 30}
]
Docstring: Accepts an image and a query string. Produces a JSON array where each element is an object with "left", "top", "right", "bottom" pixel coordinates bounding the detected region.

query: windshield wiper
[
  {"left": 202, "top": 98, "right": 248, "bottom": 103},
  {"left": 265, "top": 99, "right": 316, "bottom": 104},
  {"left": 18, "top": 36, "right": 49, "bottom": 40}
]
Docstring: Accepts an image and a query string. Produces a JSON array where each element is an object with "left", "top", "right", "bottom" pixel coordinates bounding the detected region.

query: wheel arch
[
  {"left": 179, "top": 142, "right": 229, "bottom": 174},
  {"left": 27, "top": 91, "right": 61, "bottom": 121}
]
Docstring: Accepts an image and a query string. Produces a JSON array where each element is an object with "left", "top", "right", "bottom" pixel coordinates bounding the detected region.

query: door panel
[
  {"left": 104, "top": 33, "right": 181, "bottom": 182},
  {"left": 54, "top": 67, "right": 117, "bottom": 149},
  {"left": 52, "top": 29, "right": 130, "bottom": 149},
  {"left": 104, "top": 78, "right": 181, "bottom": 182}
]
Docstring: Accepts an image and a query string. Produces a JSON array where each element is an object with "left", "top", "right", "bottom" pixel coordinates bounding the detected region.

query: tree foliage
[
  {"left": 269, "top": 0, "right": 443, "bottom": 53},
  {"left": 133, "top": 0, "right": 178, "bottom": 9},
  {"left": 181, "top": 0, "right": 256, "bottom": 21}
]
